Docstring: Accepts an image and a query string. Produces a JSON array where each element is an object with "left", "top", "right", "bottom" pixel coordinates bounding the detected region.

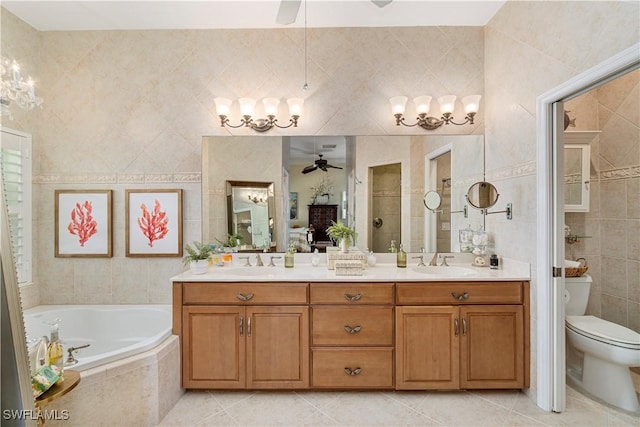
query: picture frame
[
  {"left": 126, "top": 189, "right": 183, "bottom": 257},
  {"left": 55, "top": 190, "right": 113, "bottom": 257},
  {"left": 290, "top": 192, "right": 298, "bottom": 220}
]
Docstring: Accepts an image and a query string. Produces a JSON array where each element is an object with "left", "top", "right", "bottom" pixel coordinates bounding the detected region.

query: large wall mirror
[{"left": 202, "top": 134, "right": 484, "bottom": 253}]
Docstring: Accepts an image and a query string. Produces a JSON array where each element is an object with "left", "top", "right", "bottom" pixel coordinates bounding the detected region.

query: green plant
[
  {"left": 183, "top": 241, "right": 215, "bottom": 265},
  {"left": 325, "top": 221, "right": 356, "bottom": 243},
  {"left": 215, "top": 233, "right": 242, "bottom": 248}
]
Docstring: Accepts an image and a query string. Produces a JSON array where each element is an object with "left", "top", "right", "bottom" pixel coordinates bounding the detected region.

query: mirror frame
[
  {"left": 423, "top": 190, "right": 443, "bottom": 211},
  {"left": 226, "top": 180, "right": 275, "bottom": 250}
]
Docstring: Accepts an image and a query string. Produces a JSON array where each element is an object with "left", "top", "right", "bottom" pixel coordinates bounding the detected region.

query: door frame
[{"left": 535, "top": 43, "right": 640, "bottom": 412}]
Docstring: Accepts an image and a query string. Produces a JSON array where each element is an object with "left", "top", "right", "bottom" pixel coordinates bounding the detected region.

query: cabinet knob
[
  {"left": 344, "top": 367, "right": 361, "bottom": 376},
  {"left": 344, "top": 325, "right": 362, "bottom": 334},
  {"left": 236, "top": 292, "right": 254, "bottom": 301},
  {"left": 451, "top": 292, "right": 469, "bottom": 301},
  {"left": 344, "top": 292, "right": 362, "bottom": 302}
]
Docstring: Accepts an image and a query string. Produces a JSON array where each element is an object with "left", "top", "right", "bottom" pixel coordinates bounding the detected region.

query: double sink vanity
[{"left": 172, "top": 253, "right": 530, "bottom": 392}]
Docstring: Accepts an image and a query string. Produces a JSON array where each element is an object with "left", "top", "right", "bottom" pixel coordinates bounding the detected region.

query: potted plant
[
  {"left": 310, "top": 175, "right": 335, "bottom": 205},
  {"left": 183, "top": 241, "right": 214, "bottom": 274},
  {"left": 326, "top": 220, "right": 357, "bottom": 253},
  {"left": 215, "top": 233, "right": 243, "bottom": 250}
]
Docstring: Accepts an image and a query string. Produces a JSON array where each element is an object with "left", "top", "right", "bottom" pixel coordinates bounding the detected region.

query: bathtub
[
  {"left": 22, "top": 304, "right": 183, "bottom": 426},
  {"left": 24, "top": 304, "right": 172, "bottom": 371}
]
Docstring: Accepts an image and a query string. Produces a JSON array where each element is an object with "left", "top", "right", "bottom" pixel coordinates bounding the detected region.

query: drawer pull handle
[
  {"left": 462, "top": 317, "right": 467, "bottom": 336},
  {"left": 239, "top": 316, "right": 244, "bottom": 336},
  {"left": 344, "top": 325, "right": 362, "bottom": 334},
  {"left": 247, "top": 316, "right": 252, "bottom": 337},
  {"left": 344, "top": 293, "right": 362, "bottom": 302},
  {"left": 344, "top": 367, "right": 361, "bottom": 376},
  {"left": 451, "top": 292, "right": 469, "bottom": 301},
  {"left": 236, "top": 293, "right": 254, "bottom": 301},
  {"left": 454, "top": 318, "right": 459, "bottom": 336}
]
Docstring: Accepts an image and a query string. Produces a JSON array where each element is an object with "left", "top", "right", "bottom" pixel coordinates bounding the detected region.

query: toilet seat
[{"left": 566, "top": 315, "right": 640, "bottom": 350}]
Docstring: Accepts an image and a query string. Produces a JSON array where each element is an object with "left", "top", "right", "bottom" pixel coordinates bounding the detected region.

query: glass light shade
[
  {"left": 213, "top": 97, "right": 232, "bottom": 116},
  {"left": 262, "top": 98, "right": 280, "bottom": 116},
  {"left": 437, "top": 95, "right": 457, "bottom": 114},
  {"left": 390, "top": 96, "right": 408, "bottom": 115},
  {"left": 238, "top": 98, "right": 256, "bottom": 116},
  {"left": 287, "top": 98, "right": 304, "bottom": 116},
  {"left": 413, "top": 96, "right": 432, "bottom": 115},
  {"left": 461, "top": 95, "right": 481, "bottom": 114}
]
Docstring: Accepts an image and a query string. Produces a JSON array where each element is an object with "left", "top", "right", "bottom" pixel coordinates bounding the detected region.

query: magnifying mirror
[
  {"left": 466, "top": 181, "right": 499, "bottom": 209},
  {"left": 423, "top": 190, "right": 442, "bottom": 211}
]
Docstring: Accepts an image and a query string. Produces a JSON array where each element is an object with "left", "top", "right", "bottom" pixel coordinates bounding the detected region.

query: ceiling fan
[
  {"left": 302, "top": 154, "right": 343, "bottom": 174},
  {"left": 276, "top": 0, "right": 393, "bottom": 25}
]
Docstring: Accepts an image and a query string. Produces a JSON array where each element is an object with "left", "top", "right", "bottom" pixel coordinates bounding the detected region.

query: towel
[{"left": 565, "top": 259, "right": 581, "bottom": 268}]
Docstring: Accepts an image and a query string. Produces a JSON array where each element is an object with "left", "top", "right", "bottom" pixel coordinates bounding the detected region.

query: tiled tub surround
[
  {"left": 172, "top": 253, "right": 530, "bottom": 391},
  {"left": 25, "top": 304, "right": 183, "bottom": 426}
]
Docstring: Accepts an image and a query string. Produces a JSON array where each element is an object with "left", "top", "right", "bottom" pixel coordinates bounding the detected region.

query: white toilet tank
[{"left": 565, "top": 274, "right": 592, "bottom": 315}]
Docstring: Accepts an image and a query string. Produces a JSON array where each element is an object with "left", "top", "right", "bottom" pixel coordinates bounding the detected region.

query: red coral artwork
[
  {"left": 137, "top": 199, "right": 169, "bottom": 247},
  {"left": 67, "top": 201, "right": 98, "bottom": 246}
]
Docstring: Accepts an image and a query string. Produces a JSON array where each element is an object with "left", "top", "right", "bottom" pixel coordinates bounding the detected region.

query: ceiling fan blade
[
  {"left": 302, "top": 165, "right": 318, "bottom": 174},
  {"left": 326, "top": 164, "right": 343, "bottom": 170},
  {"left": 276, "top": 0, "right": 301, "bottom": 25},
  {"left": 371, "top": 0, "right": 393, "bottom": 8}
]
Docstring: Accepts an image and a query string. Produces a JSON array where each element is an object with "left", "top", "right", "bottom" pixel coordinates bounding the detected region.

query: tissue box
[
  {"left": 326, "top": 248, "right": 367, "bottom": 270},
  {"left": 334, "top": 260, "right": 364, "bottom": 276}
]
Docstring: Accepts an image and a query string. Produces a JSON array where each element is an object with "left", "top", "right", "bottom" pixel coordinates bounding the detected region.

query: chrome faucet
[
  {"left": 65, "top": 343, "right": 90, "bottom": 366},
  {"left": 412, "top": 255, "right": 426, "bottom": 267},
  {"left": 255, "top": 254, "right": 264, "bottom": 266},
  {"left": 238, "top": 256, "right": 251, "bottom": 267},
  {"left": 268, "top": 255, "right": 282, "bottom": 267},
  {"left": 429, "top": 252, "right": 439, "bottom": 266}
]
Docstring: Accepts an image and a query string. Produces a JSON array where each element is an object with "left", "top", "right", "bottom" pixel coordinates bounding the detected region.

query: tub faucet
[
  {"left": 429, "top": 252, "right": 439, "bottom": 266},
  {"left": 65, "top": 343, "right": 90, "bottom": 366},
  {"left": 255, "top": 254, "right": 264, "bottom": 266}
]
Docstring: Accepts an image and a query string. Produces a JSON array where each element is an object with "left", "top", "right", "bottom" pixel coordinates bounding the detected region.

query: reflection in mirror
[
  {"left": 203, "top": 135, "right": 485, "bottom": 253},
  {"left": 423, "top": 190, "right": 442, "bottom": 211},
  {"left": 466, "top": 181, "right": 500, "bottom": 209},
  {"left": 226, "top": 181, "right": 275, "bottom": 251}
]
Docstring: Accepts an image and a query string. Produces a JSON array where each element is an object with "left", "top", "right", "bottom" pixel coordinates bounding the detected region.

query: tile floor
[{"left": 159, "top": 386, "right": 639, "bottom": 426}]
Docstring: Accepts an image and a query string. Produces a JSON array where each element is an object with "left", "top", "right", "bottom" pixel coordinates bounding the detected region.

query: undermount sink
[
  {"left": 411, "top": 266, "right": 476, "bottom": 276},
  {"left": 224, "top": 267, "right": 281, "bottom": 277}
]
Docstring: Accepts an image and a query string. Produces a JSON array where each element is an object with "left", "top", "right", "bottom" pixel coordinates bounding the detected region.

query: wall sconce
[
  {"left": 1, "top": 56, "right": 43, "bottom": 120},
  {"left": 248, "top": 193, "right": 266, "bottom": 204},
  {"left": 214, "top": 97, "right": 304, "bottom": 132},
  {"left": 390, "top": 95, "right": 481, "bottom": 130}
]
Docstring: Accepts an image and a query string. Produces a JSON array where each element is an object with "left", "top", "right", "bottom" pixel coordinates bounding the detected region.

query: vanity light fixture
[
  {"left": 1, "top": 56, "right": 43, "bottom": 120},
  {"left": 390, "top": 95, "right": 481, "bottom": 130},
  {"left": 214, "top": 97, "right": 304, "bottom": 133}
]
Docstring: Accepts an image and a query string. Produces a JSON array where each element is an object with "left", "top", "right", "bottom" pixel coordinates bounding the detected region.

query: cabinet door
[
  {"left": 246, "top": 306, "right": 309, "bottom": 389},
  {"left": 460, "top": 305, "right": 524, "bottom": 389},
  {"left": 564, "top": 141, "right": 591, "bottom": 212},
  {"left": 182, "top": 306, "right": 245, "bottom": 389},
  {"left": 396, "top": 306, "right": 459, "bottom": 390}
]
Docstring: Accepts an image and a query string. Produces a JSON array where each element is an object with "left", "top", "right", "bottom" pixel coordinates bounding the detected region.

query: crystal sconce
[
  {"left": 390, "top": 95, "right": 481, "bottom": 130},
  {"left": 214, "top": 97, "right": 304, "bottom": 132},
  {"left": 1, "top": 56, "right": 43, "bottom": 119}
]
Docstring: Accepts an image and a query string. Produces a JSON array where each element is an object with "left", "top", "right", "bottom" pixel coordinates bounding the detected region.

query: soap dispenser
[
  {"left": 311, "top": 248, "right": 320, "bottom": 266},
  {"left": 397, "top": 243, "right": 407, "bottom": 268},
  {"left": 367, "top": 249, "right": 377, "bottom": 267},
  {"left": 389, "top": 240, "right": 397, "bottom": 253},
  {"left": 285, "top": 244, "right": 296, "bottom": 268},
  {"left": 47, "top": 320, "right": 64, "bottom": 378}
]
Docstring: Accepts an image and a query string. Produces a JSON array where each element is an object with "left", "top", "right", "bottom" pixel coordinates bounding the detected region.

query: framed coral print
[
  {"left": 55, "top": 190, "right": 113, "bottom": 257},
  {"left": 126, "top": 189, "right": 182, "bottom": 257}
]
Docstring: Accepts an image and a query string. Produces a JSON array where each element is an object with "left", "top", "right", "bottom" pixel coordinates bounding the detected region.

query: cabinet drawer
[
  {"left": 397, "top": 282, "right": 523, "bottom": 305},
  {"left": 311, "top": 348, "right": 393, "bottom": 388},
  {"left": 310, "top": 283, "right": 394, "bottom": 304},
  {"left": 183, "top": 282, "right": 308, "bottom": 305},
  {"left": 312, "top": 307, "right": 393, "bottom": 346}
]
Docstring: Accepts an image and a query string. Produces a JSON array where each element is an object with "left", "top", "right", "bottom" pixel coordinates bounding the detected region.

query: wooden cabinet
[
  {"left": 308, "top": 204, "right": 338, "bottom": 246},
  {"left": 310, "top": 282, "right": 394, "bottom": 389},
  {"left": 174, "top": 280, "right": 529, "bottom": 391},
  {"left": 179, "top": 283, "right": 309, "bottom": 389},
  {"left": 396, "top": 281, "right": 529, "bottom": 390}
]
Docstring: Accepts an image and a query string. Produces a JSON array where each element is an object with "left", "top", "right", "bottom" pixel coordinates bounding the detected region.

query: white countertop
[{"left": 171, "top": 253, "right": 530, "bottom": 283}]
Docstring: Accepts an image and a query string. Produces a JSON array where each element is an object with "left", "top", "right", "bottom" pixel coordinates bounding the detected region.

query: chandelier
[
  {"left": 1, "top": 56, "right": 43, "bottom": 120},
  {"left": 214, "top": 97, "right": 304, "bottom": 133},
  {"left": 390, "top": 95, "right": 481, "bottom": 130}
]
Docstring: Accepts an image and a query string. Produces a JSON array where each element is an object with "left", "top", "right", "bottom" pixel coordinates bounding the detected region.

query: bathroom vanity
[{"left": 171, "top": 257, "right": 530, "bottom": 391}]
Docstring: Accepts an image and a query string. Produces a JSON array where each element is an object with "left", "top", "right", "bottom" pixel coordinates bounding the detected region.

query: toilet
[{"left": 565, "top": 274, "right": 640, "bottom": 413}]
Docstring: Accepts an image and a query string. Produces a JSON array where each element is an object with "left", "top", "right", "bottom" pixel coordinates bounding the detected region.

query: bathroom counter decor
[{"left": 172, "top": 253, "right": 530, "bottom": 391}]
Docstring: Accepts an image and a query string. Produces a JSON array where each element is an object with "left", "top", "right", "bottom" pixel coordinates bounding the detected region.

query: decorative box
[
  {"left": 334, "top": 260, "right": 364, "bottom": 276},
  {"left": 326, "top": 248, "right": 367, "bottom": 270}
]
